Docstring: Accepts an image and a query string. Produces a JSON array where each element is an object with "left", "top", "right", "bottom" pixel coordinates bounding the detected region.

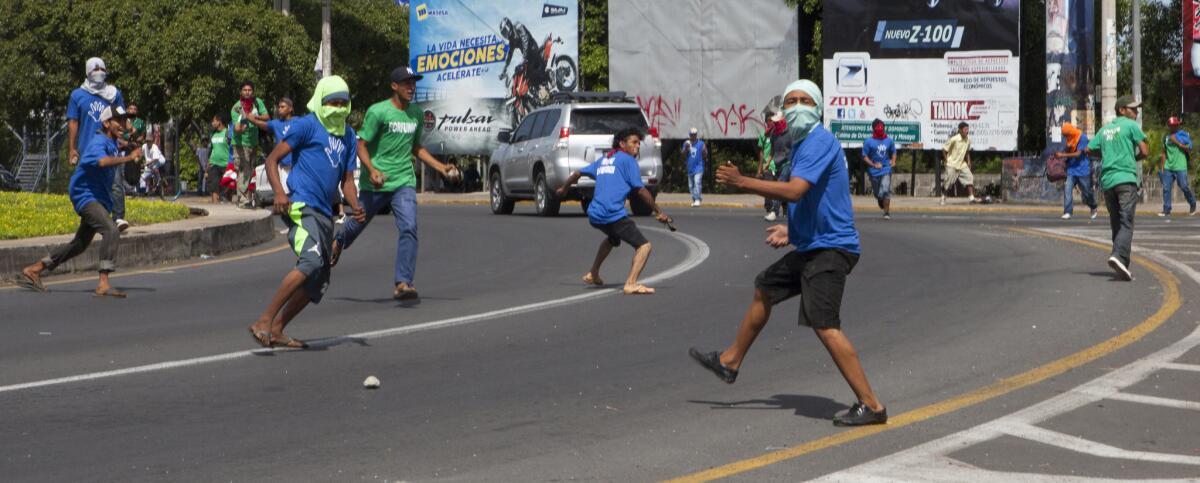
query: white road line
[
  {"left": 814, "top": 226, "right": 1200, "bottom": 481},
  {"left": 0, "top": 226, "right": 709, "bottom": 395},
  {"left": 996, "top": 421, "right": 1200, "bottom": 466},
  {"left": 1105, "top": 392, "right": 1200, "bottom": 412},
  {"left": 1160, "top": 362, "right": 1200, "bottom": 373}
]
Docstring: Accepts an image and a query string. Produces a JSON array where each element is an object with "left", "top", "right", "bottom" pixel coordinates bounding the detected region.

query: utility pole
[
  {"left": 1133, "top": 0, "right": 1142, "bottom": 126},
  {"left": 320, "top": 0, "right": 332, "bottom": 78},
  {"left": 273, "top": 0, "right": 290, "bottom": 15},
  {"left": 1101, "top": 0, "right": 1117, "bottom": 124}
]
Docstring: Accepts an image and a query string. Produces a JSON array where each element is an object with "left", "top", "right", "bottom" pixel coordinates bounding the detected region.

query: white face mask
[
  {"left": 783, "top": 104, "right": 821, "bottom": 143},
  {"left": 88, "top": 70, "right": 107, "bottom": 85}
]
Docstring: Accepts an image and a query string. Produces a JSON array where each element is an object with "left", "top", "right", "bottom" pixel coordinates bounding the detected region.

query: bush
[{"left": 0, "top": 192, "right": 190, "bottom": 240}]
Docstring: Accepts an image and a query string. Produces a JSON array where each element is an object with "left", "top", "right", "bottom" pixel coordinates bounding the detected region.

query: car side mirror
[{"left": 497, "top": 131, "right": 511, "bottom": 144}]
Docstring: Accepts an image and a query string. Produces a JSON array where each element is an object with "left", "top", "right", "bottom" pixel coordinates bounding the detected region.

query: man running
[
  {"left": 1055, "top": 122, "right": 1098, "bottom": 220},
  {"left": 1158, "top": 116, "right": 1196, "bottom": 217},
  {"left": 1088, "top": 95, "right": 1148, "bottom": 281},
  {"left": 247, "top": 76, "right": 366, "bottom": 348},
  {"left": 556, "top": 128, "right": 671, "bottom": 295},
  {"left": 941, "top": 122, "right": 976, "bottom": 205},
  {"left": 333, "top": 66, "right": 458, "bottom": 300},
  {"left": 688, "top": 80, "right": 887, "bottom": 426},
  {"left": 67, "top": 57, "right": 127, "bottom": 229},
  {"left": 862, "top": 119, "right": 896, "bottom": 219},
  {"left": 18, "top": 107, "right": 140, "bottom": 297}
]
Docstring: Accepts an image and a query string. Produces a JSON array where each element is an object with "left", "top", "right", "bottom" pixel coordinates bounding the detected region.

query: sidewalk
[
  {"left": 1, "top": 197, "right": 275, "bottom": 281},
  {"left": 417, "top": 191, "right": 1181, "bottom": 217}
]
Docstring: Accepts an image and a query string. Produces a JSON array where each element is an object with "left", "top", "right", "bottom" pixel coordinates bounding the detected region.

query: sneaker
[
  {"left": 1157, "top": 212, "right": 1168, "bottom": 217},
  {"left": 1060, "top": 213, "right": 1071, "bottom": 220},
  {"left": 691, "top": 200, "right": 700, "bottom": 207},
  {"left": 939, "top": 195, "right": 946, "bottom": 206},
  {"left": 115, "top": 219, "right": 130, "bottom": 232},
  {"left": 968, "top": 195, "right": 976, "bottom": 203},
  {"left": 883, "top": 213, "right": 891, "bottom": 220},
  {"left": 688, "top": 348, "right": 737, "bottom": 384},
  {"left": 1107, "top": 256, "right": 1133, "bottom": 281},
  {"left": 833, "top": 402, "right": 888, "bottom": 426},
  {"left": 1190, "top": 208, "right": 1198, "bottom": 216},
  {"left": 764, "top": 212, "right": 777, "bottom": 222},
  {"left": 1090, "top": 209, "right": 1098, "bottom": 220}
]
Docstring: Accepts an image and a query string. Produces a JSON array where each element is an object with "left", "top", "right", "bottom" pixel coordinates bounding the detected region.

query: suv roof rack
[{"left": 550, "top": 91, "right": 633, "bottom": 104}]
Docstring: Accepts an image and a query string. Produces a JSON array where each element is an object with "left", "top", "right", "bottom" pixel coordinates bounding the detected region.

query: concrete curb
[{"left": 1, "top": 204, "right": 276, "bottom": 281}]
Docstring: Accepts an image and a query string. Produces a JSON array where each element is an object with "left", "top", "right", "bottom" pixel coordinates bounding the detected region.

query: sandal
[
  {"left": 623, "top": 285, "right": 656, "bottom": 295},
  {"left": 15, "top": 273, "right": 47, "bottom": 293},
  {"left": 270, "top": 335, "right": 309, "bottom": 349},
  {"left": 248, "top": 326, "right": 272, "bottom": 348},
  {"left": 582, "top": 272, "right": 604, "bottom": 286},
  {"left": 393, "top": 283, "right": 419, "bottom": 300},
  {"left": 93, "top": 287, "right": 128, "bottom": 298}
]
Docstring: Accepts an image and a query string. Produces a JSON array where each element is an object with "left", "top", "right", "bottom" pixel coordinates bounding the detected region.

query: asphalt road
[{"left": 2, "top": 205, "right": 1198, "bottom": 482}]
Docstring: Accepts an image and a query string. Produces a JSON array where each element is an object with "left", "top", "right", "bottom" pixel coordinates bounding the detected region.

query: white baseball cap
[
  {"left": 689, "top": 127, "right": 698, "bottom": 135},
  {"left": 99, "top": 105, "right": 127, "bottom": 122}
]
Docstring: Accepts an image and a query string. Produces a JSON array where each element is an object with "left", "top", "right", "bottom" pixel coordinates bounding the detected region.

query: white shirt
[{"left": 142, "top": 143, "right": 165, "bottom": 167}]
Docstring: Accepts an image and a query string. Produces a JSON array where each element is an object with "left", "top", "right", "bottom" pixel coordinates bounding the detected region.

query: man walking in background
[
  {"left": 1158, "top": 116, "right": 1196, "bottom": 217},
  {"left": 862, "top": 119, "right": 896, "bottom": 219},
  {"left": 231, "top": 82, "right": 270, "bottom": 207},
  {"left": 683, "top": 127, "right": 708, "bottom": 207},
  {"left": 1088, "top": 95, "right": 1149, "bottom": 281},
  {"left": 1056, "top": 122, "right": 1098, "bottom": 220},
  {"left": 941, "top": 122, "right": 976, "bottom": 205},
  {"left": 757, "top": 105, "right": 791, "bottom": 222}
]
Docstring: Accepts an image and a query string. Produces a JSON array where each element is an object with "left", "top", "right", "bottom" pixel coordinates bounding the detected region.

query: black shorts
[
  {"left": 591, "top": 218, "right": 648, "bottom": 248},
  {"left": 207, "top": 165, "right": 225, "bottom": 193},
  {"left": 754, "top": 249, "right": 859, "bottom": 329}
]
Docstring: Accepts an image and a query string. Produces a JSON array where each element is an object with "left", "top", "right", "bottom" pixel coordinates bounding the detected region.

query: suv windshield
[{"left": 569, "top": 108, "right": 649, "bottom": 135}]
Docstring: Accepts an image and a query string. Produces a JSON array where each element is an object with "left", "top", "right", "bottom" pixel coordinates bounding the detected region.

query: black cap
[{"left": 391, "top": 66, "right": 423, "bottom": 83}]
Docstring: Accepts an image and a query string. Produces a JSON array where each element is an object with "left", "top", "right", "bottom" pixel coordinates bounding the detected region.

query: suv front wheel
[
  {"left": 534, "top": 172, "right": 561, "bottom": 216},
  {"left": 490, "top": 170, "right": 515, "bottom": 214}
]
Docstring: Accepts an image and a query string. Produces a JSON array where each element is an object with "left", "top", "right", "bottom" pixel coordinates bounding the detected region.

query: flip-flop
[
  {"left": 15, "top": 273, "right": 47, "bottom": 293},
  {"left": 93, "top": 287, "right": 128, "bottom": 298},
  {"left": 270, "top": 335, "right": 309, "bottom": 349},
  {"left": 623, "top": 285, "right": 656, "bottom": 295},
  {"left": 582, "top": 273, "right": 604, "bottom": 286},
  {"left": 248, "top": 327, "right": 272, "bottom": 348},
  {"left": 393, "top": 285, "right": 419, "bottom": 300}
]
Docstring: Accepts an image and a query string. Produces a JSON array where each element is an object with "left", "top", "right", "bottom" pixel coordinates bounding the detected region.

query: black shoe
[
  {"left": 832, "top": 402, "right": 887, "bottom": 426},
  {"left": 688, "top": 347, "right": 737, "bottom": 384}
]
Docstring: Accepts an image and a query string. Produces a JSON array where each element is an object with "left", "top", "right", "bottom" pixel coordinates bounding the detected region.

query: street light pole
[
  {"left": 1133, "top": 0, "right": 1142, "bottom": 126},
  {"left": 1101, "top": 0, "right": 1117, "bottom": 125},
  {"left": 321, "top": 0, "right": 332, "bottom": 78}
]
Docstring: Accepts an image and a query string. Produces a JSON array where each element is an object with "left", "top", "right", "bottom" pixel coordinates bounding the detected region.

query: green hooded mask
[{"left": 307, "top": 75, "right": 352, "bottom": 136}]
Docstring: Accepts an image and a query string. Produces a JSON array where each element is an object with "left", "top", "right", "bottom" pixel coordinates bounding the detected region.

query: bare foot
[
  {"left": 623, "top": 284, "right": 655, "bottom": 295},
  {"left": 582, "top": 272, "right": 604, "bottom": 286},
  {"left": 19, "top": 265, "right": 46, "bottom": 292}
]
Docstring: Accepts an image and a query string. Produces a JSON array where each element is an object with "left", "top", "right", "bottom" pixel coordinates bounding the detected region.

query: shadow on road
[{"left": 688, "top": 394, "right": 850, "bottom": 419}]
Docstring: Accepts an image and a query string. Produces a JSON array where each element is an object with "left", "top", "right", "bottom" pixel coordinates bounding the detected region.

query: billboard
[
  {"left": 822, "top": 0, "right": 1021, "bottom": 150},
  {"left": 409, "top": 0, "right": 579, "bottom": 155},
  {"left": 1046, "top": 0, "right": 1094, "bottom": 142},
  {"left": 608, "top": 0, "right": 800, "bottom": 139},
  {"left": 1185, "top": 0, "right": 1200, "bottom": 112}
]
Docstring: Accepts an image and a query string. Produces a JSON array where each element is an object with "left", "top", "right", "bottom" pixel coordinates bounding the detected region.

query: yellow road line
[
  {"left": 666, "top": 227, "right": 1182, "bottom": 482},
  {"left": 2, "top": 243, "right": 289, "bottom": 290}
]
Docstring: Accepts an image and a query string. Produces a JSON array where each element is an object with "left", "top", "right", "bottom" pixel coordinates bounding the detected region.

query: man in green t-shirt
[
  {"left": 1157, "top": 116, "right": 1196, "bottom": 217},
  {"left": 231, "top": 81, "right": 270, "bottom": 206},
  {"left": 207, "top": 112, "right": 233, "bottom": 204},
  {"left": 333, "top": 66, "right": 459, "bottom": 300},
  {"left": 1087, "top": 95, "right": 1149, "bottom": 281}
]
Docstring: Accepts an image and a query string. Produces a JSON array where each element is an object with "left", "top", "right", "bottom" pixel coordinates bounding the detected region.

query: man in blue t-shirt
[
  {"left": 688, "top": 80, "right": 887, "bottom": 427},
  {"left": 1054, "top": 122, "right": 1098, "bottom": 219},
  {"left": 247, "top": 76, "right": 366, "bottom": 350},
  {"left": 249, "top": 97, "right": 300, "bottom": 199},
  {"left": 557, "top": 128, "right": 671, "bottom": 295},
  {"left": 862, "top": 119, "right": 896, "bottom": 219},
  {"left": 66, "top": 57, "right": 129, "bottom": 230},
  {"left": 19, "top": 107, "right": 140, "bottom": 298},
  {"left": 682, "top": 127, "right": 708, "bottom": 206}
]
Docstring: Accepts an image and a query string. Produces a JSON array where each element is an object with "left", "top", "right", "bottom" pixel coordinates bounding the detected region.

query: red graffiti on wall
[
  {"left": 709, "top": 104, "right": 765, "bottom": 137},
  {"left": 636, "top": 95, "right": 683, "bottom": 133}
]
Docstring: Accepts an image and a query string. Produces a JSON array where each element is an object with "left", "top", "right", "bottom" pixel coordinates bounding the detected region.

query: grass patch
[{"left": 0, "top": 192, "right": 191, "bottom": 240}]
